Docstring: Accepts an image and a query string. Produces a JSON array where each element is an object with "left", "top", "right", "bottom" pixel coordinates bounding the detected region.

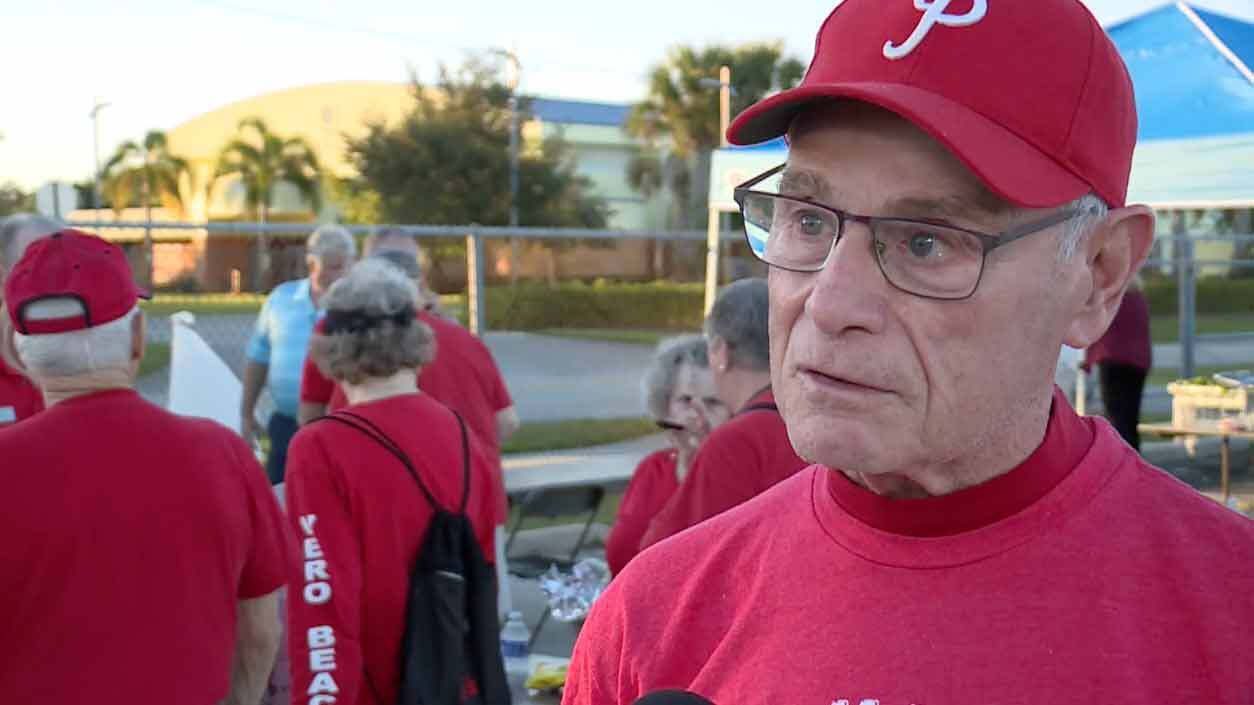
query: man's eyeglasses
[{"left": 733, "top": 164, "right": 1092, "bottom": 301}]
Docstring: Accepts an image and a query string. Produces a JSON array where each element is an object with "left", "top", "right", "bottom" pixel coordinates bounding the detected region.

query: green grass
[
  {"left": 138, "top": 342, "right": 171, "bottom": 378},
  {"left": 141, "top": 294, "right": 265, "bottom": 316},
  {"left": 501, "top": 417, "right": 657, "bottom": 455},
  {"left": 1147, "top": 363, "right": 1254, "bottom": 387},
  {"left": 535, "top": 328, "right": 673, "bottom": 346},
  {"left": 1150, "top": 314, "right": 1254, "bottom": 343}
]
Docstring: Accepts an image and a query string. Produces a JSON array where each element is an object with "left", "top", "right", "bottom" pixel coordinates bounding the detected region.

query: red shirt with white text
[{"left": 285, "top": 393, "right": 499, "bottom": 705}]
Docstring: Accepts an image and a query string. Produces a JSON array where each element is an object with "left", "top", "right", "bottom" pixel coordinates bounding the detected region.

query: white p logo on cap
[{"left": 884, "top": 0, "right": 988, "bottom": 60}]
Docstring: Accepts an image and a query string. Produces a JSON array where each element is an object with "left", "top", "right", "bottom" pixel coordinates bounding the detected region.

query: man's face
[
  {"left": 769, "top": 104, "right": 1090, "bottom": 490},
  {"left": 309, "top": 252, "right": 352, "bottom": 296}
]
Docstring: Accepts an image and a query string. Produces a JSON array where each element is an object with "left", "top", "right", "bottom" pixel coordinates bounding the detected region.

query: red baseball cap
[
  {"left": 4, "top": 229, "right": 150, "bottom": 335},
  {"left": 728, "top": 0, "right": 1137, "bottom": 208}
]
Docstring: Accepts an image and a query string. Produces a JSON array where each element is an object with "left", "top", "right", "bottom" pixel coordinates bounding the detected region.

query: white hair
[
  {"left": 307, "top": 224, "right": 357, "bottom": 261},
  {"left": 1058, "top": 193, "right": 1109, "bottom": 261},
  {"left": 13, "top": 302, "right": 139, "bottom": 378}
]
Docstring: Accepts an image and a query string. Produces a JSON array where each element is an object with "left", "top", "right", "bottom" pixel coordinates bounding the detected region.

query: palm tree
[
  {"left": 101, "top": 130, "right": 191, "bottom": 288},
  {"left": 213, "top": 117, "right": 322, "bottom": 290},
  {"left": 626, "top": 43, "right": 804, "bottom": 228}
]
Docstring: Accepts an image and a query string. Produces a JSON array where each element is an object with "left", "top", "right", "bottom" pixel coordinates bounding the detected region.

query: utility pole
[
  {"left": 90, "top": 98, "right": 111, "bottom": 209},
  {"left": 493, "top": 47, "right": 523, "bottom": 284}
]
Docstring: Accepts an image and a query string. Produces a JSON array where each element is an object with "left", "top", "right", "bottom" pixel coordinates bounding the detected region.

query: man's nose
[{"left": 805, "top": 223, "right": 888, "bottom": 336}]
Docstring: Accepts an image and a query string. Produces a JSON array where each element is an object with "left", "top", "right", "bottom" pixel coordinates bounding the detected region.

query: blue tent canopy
[{"left": 710, "top": 3, "right": 1254, "bottom": 210}]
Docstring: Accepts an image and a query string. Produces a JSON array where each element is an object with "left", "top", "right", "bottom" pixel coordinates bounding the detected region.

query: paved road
[
  {"left": 141, "top": 316, "right": 658, "bottom": 421},
  {"left": 139, "top": 313, "right": 1254, "bottom": 422}
]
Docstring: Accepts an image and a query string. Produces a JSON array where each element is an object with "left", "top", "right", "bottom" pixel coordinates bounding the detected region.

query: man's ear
[
  {"left": 1063, "top": 205, "right": 1155, "bottom": 349},
  {"left": 708, "top": 335, "right": 730, "bottom": 373},
  {"left": 1, "top": 317, "right": 25, "bottom": 375}
]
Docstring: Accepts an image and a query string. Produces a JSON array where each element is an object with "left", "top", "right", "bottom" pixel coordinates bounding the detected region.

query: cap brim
[{"left": 727, "top": 82, "right": 1091, "bottom": 209}]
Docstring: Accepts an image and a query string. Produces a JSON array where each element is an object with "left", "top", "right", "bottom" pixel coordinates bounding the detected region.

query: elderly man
[
  {"left": 0, "top": 229, "right": 291, "bottom": 704},
  {"left": 563, "top": 2, "right": 1254, "bottom": 703},
  {"left": 0, "top": 213, "right": 62, "bottom": 425},
  {"left": 242, "top": 224, "right": 356, "bottom": 484}
]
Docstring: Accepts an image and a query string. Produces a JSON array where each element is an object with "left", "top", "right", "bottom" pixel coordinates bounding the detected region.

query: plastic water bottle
[{"left": 500, "top": 611, "right": 532, "bottom": 695}]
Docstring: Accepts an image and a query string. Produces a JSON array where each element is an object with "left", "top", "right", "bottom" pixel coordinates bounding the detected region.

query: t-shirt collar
[{"left": 824, "top": 386, "right": 1097, "bottom": 538}]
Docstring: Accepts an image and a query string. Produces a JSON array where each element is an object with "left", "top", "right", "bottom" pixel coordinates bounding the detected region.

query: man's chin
[{"left": 843, "top": 470, "right": 932, "bottom": 499}]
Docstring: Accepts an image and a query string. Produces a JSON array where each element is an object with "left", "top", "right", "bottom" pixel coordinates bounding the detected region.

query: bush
[
  {"left": 445, "top": 281, "right": 706, "bottom": 331},
  {"left": 1144, "top": 278, "right": 1254, "bottom": 316}
]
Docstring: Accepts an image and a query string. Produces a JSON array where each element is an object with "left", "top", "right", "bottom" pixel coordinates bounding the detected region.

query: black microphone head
[{"left": 631, "top": 690, "right": 716, "bottom": 705}]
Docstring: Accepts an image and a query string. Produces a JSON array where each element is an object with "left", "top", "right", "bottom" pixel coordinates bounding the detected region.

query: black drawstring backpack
[{"left": 316, "top": 410, "right": 511, "bottom": 705}]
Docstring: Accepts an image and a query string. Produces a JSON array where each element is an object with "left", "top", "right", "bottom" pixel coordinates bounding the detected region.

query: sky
[{"left": 3, "top": 0, "right": 1252, "bottom": 190}]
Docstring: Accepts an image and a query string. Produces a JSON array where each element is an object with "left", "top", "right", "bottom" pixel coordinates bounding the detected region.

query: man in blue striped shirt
[{"left": 241, "top": 225, "right": 355, "bottom": 484}]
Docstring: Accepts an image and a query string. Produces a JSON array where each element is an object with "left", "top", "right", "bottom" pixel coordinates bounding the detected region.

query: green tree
[
  {"left": 344, "top": 58, "right": 610, "bottom": 288},
  {"left": 101, "top": 130, "right": 192, "bottom": 287},
  {"left": 213, "top": 117, "right": 322, "bottom": 289},
  {"left": 0, "top": 183, "right": 34, "bottom": 217},
  {"left": 627, "top": 43, "right": 804, "bottom": 228}
]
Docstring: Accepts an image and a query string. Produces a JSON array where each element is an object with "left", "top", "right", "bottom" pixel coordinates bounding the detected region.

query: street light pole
[
  {"left": 89, "top": 98, "right": 110, "bottom": 210},
  {"left": 493, "top": 48, "right": 523, "bottom": 284},
  {"left": 718, "top": 65, "right": 731, "bottom": 147}
]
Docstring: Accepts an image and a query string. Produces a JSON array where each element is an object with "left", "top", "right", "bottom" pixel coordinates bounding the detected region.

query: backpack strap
[{"left": 316, "top": 409, "right": 471, "bottom": 516}]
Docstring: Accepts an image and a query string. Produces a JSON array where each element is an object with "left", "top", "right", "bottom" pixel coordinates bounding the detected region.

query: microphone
[{"left": 631, "top": 690, "right": 716, "bottom": 705}]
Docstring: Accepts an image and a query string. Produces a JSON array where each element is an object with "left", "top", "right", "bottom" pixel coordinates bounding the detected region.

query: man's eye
[
  {"left": 907, "top": 232, "right": 940, "bottom": 258},
  {"left": 798, "top": 213, "right": 827, "bottom": 236}
]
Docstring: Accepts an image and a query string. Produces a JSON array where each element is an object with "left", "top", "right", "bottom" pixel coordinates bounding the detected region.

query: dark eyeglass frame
[{"left": 732, "top": 163, "right": 1093, "bottom": 301}]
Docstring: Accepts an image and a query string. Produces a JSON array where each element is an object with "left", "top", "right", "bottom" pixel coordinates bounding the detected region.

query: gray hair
[
  {"left": 309, "top": 259, "right": 434, "bottom": 385},
  {"left": 306, "top": 224, "right": 357, "bottom": 262},
  {"left": 365, "top": 227, "right": 419, "bottom": 257},
  {"left": 1058, "top": 193, "right": 1110, "bottom": 261},
  {"left": 371, "top": 249, "right": 422, "bottom": 280},
  {"left": 705, "top": 278, "right": 770, "bottom": 371},
  {"left": 13, "top": 303, "right": 138, "bottom": 378},
  {"left": 0, "top": 213, "right": 63, "bottom": 268},
  {"left": 641, "top": 334, "right": 710, "bottom": 420}
]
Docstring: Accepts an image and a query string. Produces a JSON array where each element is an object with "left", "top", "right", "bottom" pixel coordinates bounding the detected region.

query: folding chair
[{"left": 502, "top": 485, "right": 606, "bottom": 647}]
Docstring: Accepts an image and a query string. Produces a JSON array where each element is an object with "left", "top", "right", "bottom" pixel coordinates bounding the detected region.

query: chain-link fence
[{"left": 66, "top": 218, "right": 1254, "bottom": 416}]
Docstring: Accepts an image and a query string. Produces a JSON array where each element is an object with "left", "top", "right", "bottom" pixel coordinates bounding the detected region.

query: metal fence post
[
  {"left": 704, "top": 209, "right": 721, "bottom": 314},
  {"left": 466, "top": 232, "right": 487, "bottom": 336},
  {"left": 1175, "top": 214, "right": 1196, "bottom": 379}
]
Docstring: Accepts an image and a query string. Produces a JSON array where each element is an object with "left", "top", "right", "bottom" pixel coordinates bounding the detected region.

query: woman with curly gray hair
[
  {"left": 605, "top": 334, "right": 731, "bottom": 576},
  {"left": 283, "top": 259, "right": 501, "bottom": 705}
]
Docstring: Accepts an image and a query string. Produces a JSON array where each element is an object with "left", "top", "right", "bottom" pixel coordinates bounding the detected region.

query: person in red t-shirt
[
  {"left": 298, "top": 233, "right": 517, "bottom": 522},
  {"left": 1083, "top": 281, "right": 1152, "bottom": 449},
  {"left": 638, "top": 279, "right": 808, "bottom": 551},
  {"left": 285, "top": 259, "right": 500, "bottom": 705},
  {"left": 606, "top": 334, "right": 730, "bottom": 576},
  {"left": 0, "top": 230, "right": 291, "bottom": 705},
  {"left": 0, "top": 213, "right": 63, "bottom": 425},
  {"left": 563, "top": 3, "right": 1254, "bottom": 704}
]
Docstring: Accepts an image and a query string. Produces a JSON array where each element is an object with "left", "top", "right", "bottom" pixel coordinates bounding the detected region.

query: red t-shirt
[
  {"left": 300, "top": 313, "right": 513, "bottom": 521},
  {"left": 0, "top": 356, "right": 43, "bottom": 426},
  {"left": 562, "top": 392, "right": 1254, "bottom": 705},
  {"left": 285, "top": 393, "right": 499, "bottom": 705},
  {"left": 0, "top": 389, "right": 291, "bottom": 704},
  {"left": 639, "top": 389, "right": 807, "bottom": 549},
  {"left": 606, "top": 449, "right": 680, "bottom": 576}
]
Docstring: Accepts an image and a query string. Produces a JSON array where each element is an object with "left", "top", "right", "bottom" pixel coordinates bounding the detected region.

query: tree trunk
[
  {"left": 256, "top": 204, "right": 270, "bottom": 292},
  {"left": 142, "top": 178, "right": 154, "bottom": 290}
]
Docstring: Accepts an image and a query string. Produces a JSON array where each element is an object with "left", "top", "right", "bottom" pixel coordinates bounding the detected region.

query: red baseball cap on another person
[
  {"left": 4, "top": 229, "right": 150, "bottom": 335},
  {"left": 728, "top": 0, "right": 1138, "bottom": 209}
]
